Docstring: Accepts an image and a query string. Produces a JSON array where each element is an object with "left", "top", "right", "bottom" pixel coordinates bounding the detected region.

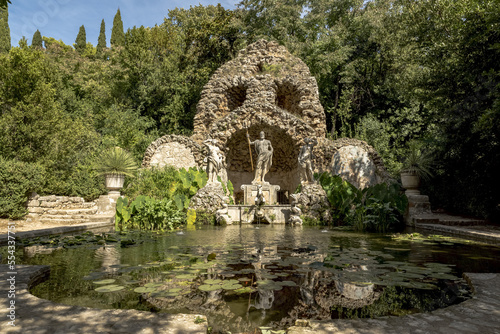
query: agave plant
[
  {"left": 96, "top": 147, "right": 138, "bottom": 177},
  {"left": 400, "top": 141, "right": 434, "bottom": 180}
]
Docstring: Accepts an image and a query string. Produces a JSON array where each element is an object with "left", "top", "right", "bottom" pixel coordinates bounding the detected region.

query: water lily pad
[
  {"left": 198, "top": 284, "right": 222, "bottom": 292},
  {"left": 222, "top": 283, "right": 243, "bottom": 290},
  {"left": 134, "top": 286, "right": 157, "bottom": 293},
  {"left": 144, "top": 282, "right": 163, "bottom": 288},
  {"left": 175, "top": 274, "right": 197, "bottom": 280},
  {"left": 95, "top": 284, "right": 125, "bottom": 292},
  {"left": 204, "top": 279, "right": 223, "bottom": 285},
  {"left": 238, "top": 277, "right": 253, "bottom": 282},
  {"left": 93, "top": 279, "right": 117, "bottom": 285}
]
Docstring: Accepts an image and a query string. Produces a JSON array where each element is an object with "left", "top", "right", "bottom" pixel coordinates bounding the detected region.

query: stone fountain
[{"left": 141, "top": 40, "right": 391, "bottom": 224}]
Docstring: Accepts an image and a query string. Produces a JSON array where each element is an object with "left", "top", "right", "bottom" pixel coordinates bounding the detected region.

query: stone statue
[
  {"left": 298, "top": 137, "right": 318, "bottom": 184},
  {"left": 247, "top": 131, "right": 273, "bottom": 184},
  {"left": 254, "top": 184, "right": 266, "bottom": 206},
  {"left": 289, "top": 193, "right": 303, "bottom": 225},
  {"left": 203, "top": 139, "right": 224, "bottom": 183}
]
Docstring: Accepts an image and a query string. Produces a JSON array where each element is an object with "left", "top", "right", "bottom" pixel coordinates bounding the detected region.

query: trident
[{"left": 244, "top": 121, "right": 254, "bottom": 171}]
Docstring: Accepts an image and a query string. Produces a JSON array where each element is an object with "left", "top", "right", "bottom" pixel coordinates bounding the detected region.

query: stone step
[
  {"left": 39, "top": 217, "right": 90, "bottom": 225},
  {"left": 413, "top": 217, "right": 440, "bottom": 225},
  {"left": 88, "top": 214, "right": 115, "bottom": 224},
  {"left": 435, "top": 219, "right": 485, "bottom": 226},
  {"left": 40, "top": 214, "right": 92, "bottom": 220},
  {"left": 46, "top": 208, "right": 97, "bottom": 215}
]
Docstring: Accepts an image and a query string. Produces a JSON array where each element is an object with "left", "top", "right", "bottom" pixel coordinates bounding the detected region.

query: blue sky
[{"left": 9, "top": 0, "right": 238, "bottom": 48}]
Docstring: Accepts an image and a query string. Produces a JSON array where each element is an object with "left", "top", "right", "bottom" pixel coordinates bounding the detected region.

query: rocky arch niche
[
  {"left": 225, "top": 125, "right": 301, "bottom": 204},
  {"left": 275, "top": 80, "right": 302, "bottom": 118}
]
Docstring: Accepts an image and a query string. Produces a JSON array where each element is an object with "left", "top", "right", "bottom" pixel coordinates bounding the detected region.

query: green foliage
[
  {"left": 0, "top": 5, "right": 10, "bottom": 52},
  {"left": 111, "top": 8, "right": 124, "bottom": 47},
  {"left": 31, "top": 29, "right": 43, "bottom": 48},
  {"left": 317, "top": 172, "right": 407, "bottom": 232},
  {"left": 123, "top": 166, "right": 207, "bottom": 211},
  {"left": 96, "top": 146, "right": 138, "bottom": 177},
  {"left": 0, "top": 157, "right": 45, "bottom": 219},
  {"left": 96, "top": 19, "right": 106, "bottom": 54},
  {"left": 123, "top": 166, "right": 179, "bottom": 200},
  {"left": 351, "top": 182, "right": 408, "bottom": 233},
  {"left": 217, "top": 176, "right": 235, "bottom": 204},
  {"left": 317, "top": 173, "right": 361, "bottom": 225},
  {"left": 194, "top": 210, "right": 216, "bottom": 225},
  {"left": 74, "top": 25, "right": 86, "bottom": 54},
  {"left": 400, "top": 141, "right": 434, "bottom": 180},
  {"left": 115, "top": 195, "right": 185, "bottom": 231}
]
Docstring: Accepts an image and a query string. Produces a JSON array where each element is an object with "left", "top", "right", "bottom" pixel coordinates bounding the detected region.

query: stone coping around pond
[
  {"left": 0, "top": 221, "right": 115, "bottom": 247},
  {"left": 0, "top": 265, "right": 208, "bottom": 334},
  {"left": 416, "top": 223, "right": 500, "bottom": 245},
  {"left": 287, "top": 273, "right": 500, "bottom": 334}
]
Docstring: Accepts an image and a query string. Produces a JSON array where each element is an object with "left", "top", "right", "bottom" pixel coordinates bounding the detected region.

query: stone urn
[
  {"left": 400, "top": 171, "right": 420, "bottom": 195},
  {"left": 105, "top": 174, "right": 126, "bottom": 191}
]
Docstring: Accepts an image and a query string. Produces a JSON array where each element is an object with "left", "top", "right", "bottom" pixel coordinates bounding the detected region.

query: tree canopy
[{"left": 0, "top": 1, "right": 498, "bottom": 221}]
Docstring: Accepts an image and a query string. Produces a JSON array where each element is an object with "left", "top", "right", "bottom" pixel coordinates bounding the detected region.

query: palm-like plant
[
  {"left": 96, "top": 147, "right": 138, "bottom": 177},
  {"left": 400, "top": 141, "right": 434, "bottom": 180}
]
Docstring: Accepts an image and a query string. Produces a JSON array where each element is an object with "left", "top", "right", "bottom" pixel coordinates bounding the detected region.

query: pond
[{"left": 3, "top": 225, "right": 500, "bottom": 333}]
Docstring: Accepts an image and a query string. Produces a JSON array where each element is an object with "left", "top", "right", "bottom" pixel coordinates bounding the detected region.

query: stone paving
[{"left": 0, "top": 221, "right": 114, "bottom": 246}]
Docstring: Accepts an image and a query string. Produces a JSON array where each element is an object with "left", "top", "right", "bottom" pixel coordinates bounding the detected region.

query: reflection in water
[
  {"left": 94, "top": 245, "right": 121, "bottom": 273},
  {"left": 19, "top": 225, "right": 500, "bottom": 333}
]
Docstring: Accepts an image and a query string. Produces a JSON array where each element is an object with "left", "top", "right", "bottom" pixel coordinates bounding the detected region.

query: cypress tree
[
  {"left": 31, "top": 29, "right": 43, "bottom": 48},
  {"left": 0, "top": 5, "right": 10, "bottom": 52},
  {"left": 74, "top": 25, "right": 86, "bottom": 54},
  {"left": 96, "top": 19, "right": 106, "bottom": 54},
  {"left": 110, "top": 8, "right": 124, "bottom": 47}
]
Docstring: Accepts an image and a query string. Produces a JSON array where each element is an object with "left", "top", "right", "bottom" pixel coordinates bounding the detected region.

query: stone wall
[
  {"left": 192, "top": 39, "right": 326, "bottom": 143},
  {"left": 141, "top": 135, "right": 204, "bottom": 169},
  {"left": 26, "top": 193, "right": 118, "bottom": 225},
  {"left": 26, "top": 195, "right": 97, "bottom": 224}
]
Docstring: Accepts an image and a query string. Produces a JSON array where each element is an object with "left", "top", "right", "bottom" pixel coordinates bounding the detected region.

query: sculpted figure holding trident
[{"left": 247, "top": 131, "right": 273, "bottom": 184}]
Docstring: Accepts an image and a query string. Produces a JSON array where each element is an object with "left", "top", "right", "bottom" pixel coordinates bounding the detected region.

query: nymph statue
[
  {"left": 203, "top": 139, "right": 224, "bottom": 183},
  {"left": 298, "top": 137, "right": 318, "bottom": 184}
]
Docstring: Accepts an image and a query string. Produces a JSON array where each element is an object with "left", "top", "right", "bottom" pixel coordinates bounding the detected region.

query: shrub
[
  {"left": 115, "top": 195, "right": 185, "bottom": 231},
  {"left": 317, "top": 172, "right": 407, "bottom": 232},
  {"left": 0, "top": 157, "right": 45, "bottom": 219}
]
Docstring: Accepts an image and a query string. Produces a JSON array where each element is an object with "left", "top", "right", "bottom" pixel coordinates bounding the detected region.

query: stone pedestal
[
  {"left": 241, "top": 184, "right": 280, "bottom": 205},
  {"left": 97, "top": 191, "right": 121, "bottom": 214},
  {"left": 405, "top": 194, "right": 433, "bottom": 226}
]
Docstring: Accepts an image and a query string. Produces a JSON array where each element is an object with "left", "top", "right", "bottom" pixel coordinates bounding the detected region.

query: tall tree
[
  {"left": 0, "top": 5, "right": 10, "bottom": 52},
  {"left": 0, "top": 0, "right": 11, "bottom": 9},
  {"left": 111, "top": 8, "right": 124, "bottom": 47},
  {"left": 31, "top": 29, "right": 42, "bottom": 48},
  {"left": 74, "top": 25, "right": 86, "bottom": 54},
  {"left": 96, "top": 19, "right": 106, "bottom": 53}
]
